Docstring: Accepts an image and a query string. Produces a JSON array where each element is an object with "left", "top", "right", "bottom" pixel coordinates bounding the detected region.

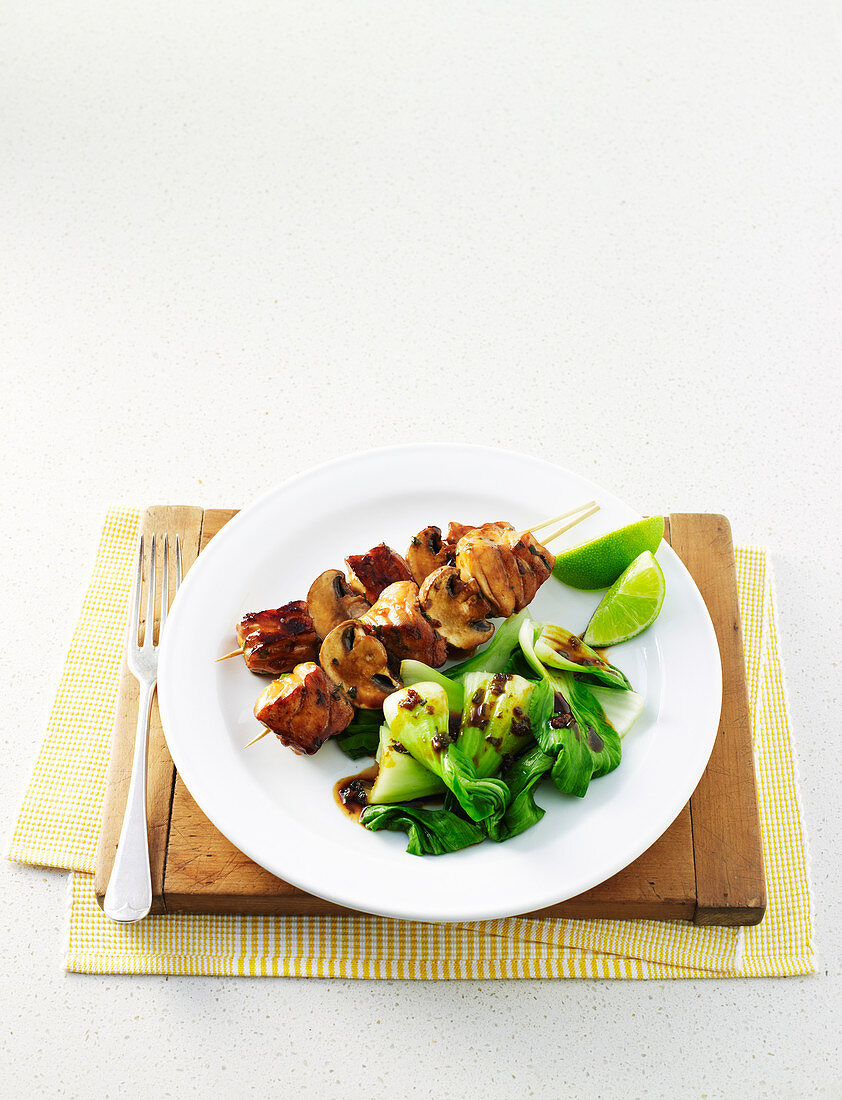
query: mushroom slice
[
  {"left": 418, "top": 566, "right": 495, "bottom": 651},
  {"left": 235, "top": 601, "right": 318, "bottom": 675},
  {"left": 406, "top": 525, "right": 454, "bottom": 585},
  {"left": 307, "top": 569, "right": 371, "bottom": 640},
  {"left": 455, "top": 534, "right": 524, "bottom": 618},
  {"left": 345, "top": 543, "right": 413, "bottom": 603},
  {"left": 320, "top": 620, "right": 401, "bottom": 709},
  {"left": 360, "top": 580, "right": 448, "bottom": 668},
  {"left": 254, "top": 661, "right": 354, "bottom": 755}
]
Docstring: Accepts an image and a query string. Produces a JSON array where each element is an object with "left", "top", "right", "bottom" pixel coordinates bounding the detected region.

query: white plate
[{"left": 158, "top": 444, "right": 721, "bottom": 923}]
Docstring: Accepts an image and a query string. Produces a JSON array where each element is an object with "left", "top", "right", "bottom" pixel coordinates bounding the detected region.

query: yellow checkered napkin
[{"left": 9, "top": 511, "right": 814, "bottom": 978}]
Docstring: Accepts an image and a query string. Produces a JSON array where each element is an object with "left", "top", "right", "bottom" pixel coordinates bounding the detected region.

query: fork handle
[{"left": 103, "top": 679, "right": 155, "bottom": 922}]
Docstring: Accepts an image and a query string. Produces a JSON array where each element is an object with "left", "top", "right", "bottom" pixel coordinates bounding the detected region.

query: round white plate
[{"left": 158, "top": 444, "right": 722, "bottom": 923}]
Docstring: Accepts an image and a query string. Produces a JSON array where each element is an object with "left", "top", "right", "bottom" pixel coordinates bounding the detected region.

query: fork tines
[{"left": 129, "top": 531, "right": 182, "bottom": 657}]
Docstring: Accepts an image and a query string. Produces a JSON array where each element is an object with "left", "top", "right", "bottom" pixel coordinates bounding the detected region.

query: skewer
[
  {"left": 215, "top": 648, "right": 243, "bottom": 662},
  {"left": 540, "top": 502, "right": 600, "bottom": 545},
  {"left": 527, "top": 500, "right": 597, "bottom": 535},
  {"left": 245, "top": 728, "right": 271, "bottom": 747},
  {"left": 223, "top": 502, "right": 599, "bottom": 673}
]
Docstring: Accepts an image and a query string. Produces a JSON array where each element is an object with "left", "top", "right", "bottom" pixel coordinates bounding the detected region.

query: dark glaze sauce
[
  {"left": 432, "top": 723, "right": 459, "bottom": 753},
  {"left": 510, "top": 707, "right": 532, "bottom": 738},
  {"left": 468, "top": 688, "right": 489, "bottom": 730},
  {"left": 333, "top": 764, "right": 379, "bottom": 821},
  {"left": 549, "top": 691, "right": 579, "bottom": 739},
  {"left": 488, "top": 673, "right": 512, "bottom": 696},
  {"left": 549, "top": 631, "right": 602, "bottom": 669}
]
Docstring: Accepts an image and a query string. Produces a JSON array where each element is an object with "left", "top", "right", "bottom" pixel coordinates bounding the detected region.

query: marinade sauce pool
[
  {"left": 333, "top": 710, "right": 463, "bottom": 821},
  {"left": 333, "top": 764, "right": 379, "bottom": 821}
]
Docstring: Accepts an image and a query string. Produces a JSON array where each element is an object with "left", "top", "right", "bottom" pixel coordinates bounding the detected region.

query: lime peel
[{"left": 551, "top": 514, "right": 664, "bottom": 591}]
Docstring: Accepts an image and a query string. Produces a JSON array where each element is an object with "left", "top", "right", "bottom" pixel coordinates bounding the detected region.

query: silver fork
[{"left": 104, "top": 532, "right": 182, "bottom": 922}]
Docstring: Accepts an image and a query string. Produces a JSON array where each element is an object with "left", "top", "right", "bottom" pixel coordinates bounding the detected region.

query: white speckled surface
[{"left": 2, "top": 1, "right": 841, "bottom": 1095}]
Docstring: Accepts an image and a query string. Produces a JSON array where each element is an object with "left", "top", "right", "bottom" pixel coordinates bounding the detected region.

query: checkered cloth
[{"left": 9, "top": 510, "right": 814, "bottom": 977}]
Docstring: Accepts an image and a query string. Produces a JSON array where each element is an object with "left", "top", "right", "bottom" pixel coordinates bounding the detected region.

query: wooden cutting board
[{"left": 94, "top": 510, "right": 766, "bottom": 926}]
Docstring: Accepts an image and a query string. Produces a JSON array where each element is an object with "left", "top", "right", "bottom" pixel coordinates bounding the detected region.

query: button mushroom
[
  {"left": 345, "top": 543, "right": 413, "bottom": 603},
  {"left": 418, "top": 566, "right": 495, "bottom": 651},
  {"left": 253, "top": 661, "right": 354, "bottom": 755},
  {"left": 454, "top": 534, "right": 524, "bottom": 618},
  {"left": 235, "top": 601, "right": 318, "bottom": 675},
  {"left": 406, "top": 525, "right": 454, "bottom": 585},
  {"left": 320, "top": 620, "right": 401, "bottom": 708},
  {"left": 359, "top": 580, "right": 448, "bottom": 668},
  {"left": 307, "top": 569, "right": 371, "bottom": 640}
]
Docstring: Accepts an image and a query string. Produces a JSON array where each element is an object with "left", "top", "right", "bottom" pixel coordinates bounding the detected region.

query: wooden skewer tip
[
  {"left": 245, "top": 728, "right": 272, "bottom": 748},
  {"left": 215, "top": 648, "right": 244, "bottom": 663}
]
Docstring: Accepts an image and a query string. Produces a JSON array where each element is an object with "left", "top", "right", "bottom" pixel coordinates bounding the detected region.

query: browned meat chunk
[
  {"left": 446, "top": 520, "right": 515, "bottom": 544},
  {"left": 502, "top": 529, "right": 555, "bottom": 610},
  {"left": 346, "top": 543, "right": 413, "bottom": 603},
  {"left": 253, "top": 662, "right": 354, "bottom": 755},
  {"left": 235, "top": 601, "right": 318, "bottom": 675},
  {"left": 455, "top": 534, "right": 524, "bottom": 617},
  {"left": 360, "top": 580, "right": 448, "bottom": 668},
  {"left": 454, "top": 528, "right": 555, "bottom": 616}
]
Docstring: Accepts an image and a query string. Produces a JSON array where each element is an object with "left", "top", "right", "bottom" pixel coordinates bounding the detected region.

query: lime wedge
[
  {"left": 552, "top": 515, "right": 664, "bottom": 590},
  {"left": 583, "top": 551, "right": 665, "bottom": 647}
]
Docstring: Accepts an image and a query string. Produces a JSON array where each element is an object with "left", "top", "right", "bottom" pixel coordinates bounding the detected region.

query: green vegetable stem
[
  {"left": 383, "top": 683, "right": 510, "bottom": 823},
  {"left": 368, "top": 724, "right": 446, "bottom": 804}
]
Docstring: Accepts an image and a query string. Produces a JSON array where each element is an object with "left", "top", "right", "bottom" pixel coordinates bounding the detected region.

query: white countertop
[{"left": 2, "top": 1, "right": 841, "bottom": 1095}]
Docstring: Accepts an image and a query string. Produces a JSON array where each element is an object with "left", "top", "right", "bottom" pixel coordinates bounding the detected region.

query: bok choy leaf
[
  {"left": 360, "top": 804, "right": 484, "bottom": 856},
  {"left": 383, "top": 683, "right": 510, "bottom": 823},
  {"left": 547, "top": 672, "right": 622, "bottom": 795},
  {"left": 587, "top": 683, "right": 645, "bottom": 739},
  {"left": 534, "top": 624, "right": 631, "bottom": 690},
  {"left": 486, "top": 744, "right": 554, "bottom": 842},
  {"left": 334, "top": 708, "right": 382, "bottom": 760},
  {"left": 518, "top": 617, "right": 623, "bottom": 798}
]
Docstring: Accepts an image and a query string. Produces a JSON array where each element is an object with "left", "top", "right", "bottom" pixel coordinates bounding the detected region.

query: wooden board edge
[{"left": 672, "top": 513, "right": 767, "bottom": 927}]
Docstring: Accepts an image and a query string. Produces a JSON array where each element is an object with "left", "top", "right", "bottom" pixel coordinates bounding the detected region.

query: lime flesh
[
  {"left": 583, "top": 551, "right": 665, "bottom": 647},
  {"left": 551, "top": 514, "right": 664, "bottom": 591}
]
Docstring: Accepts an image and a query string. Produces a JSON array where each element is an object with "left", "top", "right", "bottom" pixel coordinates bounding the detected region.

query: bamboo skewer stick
[
  {"left": 245, "top": 728, "right": 272, "bottom": 747},
  {"left": 540, "top": 502, "right": 601, "bottom": 545},
  {"left": 528, "top": 500, "right": 597, "bottom": 535},
  {"left": 215, "top": 648, "right": 243, "bottom": 662}
]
